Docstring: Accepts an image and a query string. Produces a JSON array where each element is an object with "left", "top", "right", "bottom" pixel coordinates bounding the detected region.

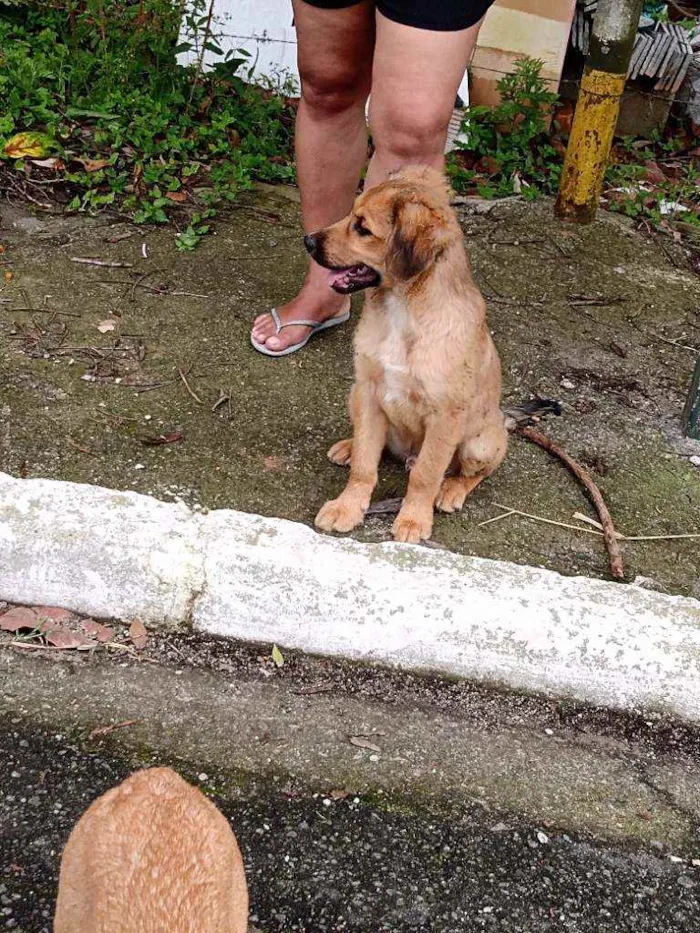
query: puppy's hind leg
[
  {"left": 327, "top": 438, "right": 352, "bottom": 466},
  {"left": 435, "top": 474, "right": 485, "bottom": 513},
  {"left": 435, "top": 421, "right": 508, "bottom": 514},
  {"left": 327, "top": 382, "right": 358, "bottom": 466}
]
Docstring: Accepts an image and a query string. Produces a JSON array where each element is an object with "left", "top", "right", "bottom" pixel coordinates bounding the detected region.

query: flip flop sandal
[{"left": 250, "top": 307, "right": 350, "bottom": 358}]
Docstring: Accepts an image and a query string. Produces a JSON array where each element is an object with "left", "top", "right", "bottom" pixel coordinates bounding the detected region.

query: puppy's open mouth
[{"left": 328, "top": 264, "right": 380, "bottom": 294}]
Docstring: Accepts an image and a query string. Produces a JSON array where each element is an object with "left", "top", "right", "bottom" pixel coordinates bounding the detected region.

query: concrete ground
[
  {"left": 2, "top": 632, "right": 700, "bottom": 932},
  {"left": 1, "top": 189, "right": 700, "bottom": 594}
]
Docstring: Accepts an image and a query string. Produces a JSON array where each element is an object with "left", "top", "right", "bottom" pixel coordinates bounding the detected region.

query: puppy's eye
[{"left": 353, "top": 219, "right": 373, "bottom": 237}]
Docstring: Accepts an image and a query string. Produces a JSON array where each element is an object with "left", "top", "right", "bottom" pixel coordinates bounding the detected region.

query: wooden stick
[
  {"left": 70, "top": 257, "right": 134, "bottom": 268},
  {"left": 178, "top": 367, "right": 204, "bottom": 405},
  {"left": 493, "top": 503, "right": 605, "bottom": 536},
  {"left": 520, "top": 426, "right": 625, "bottom": 579}
]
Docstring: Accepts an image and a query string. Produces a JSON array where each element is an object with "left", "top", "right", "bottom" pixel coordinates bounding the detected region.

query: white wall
[{"left": 179, "top": 0, "right": 470, "bottom": 102}]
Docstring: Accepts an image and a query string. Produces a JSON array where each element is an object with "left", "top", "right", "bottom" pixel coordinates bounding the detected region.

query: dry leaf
[
  {"left": 44, "top": 628, "right": 96, "bottom": 650},
  {"left": 3, "top": 270, "right": 13, "bottom": 283},
  {"left": 643, "top": 160, "right": 666, "bottom": 186},
  {"left": 129, "top": 619, "right": 148, "bottom": 650},
  {"left": 165, "top": 191, "right": 187, "bottom": 202},
  {"left": 96, "top": 319, "right": 117, "bottom": 333},
  {"left": 31, "top": 157, "right": 61, "bottom": 170},
  {"left": 271, "top": 644, "right": 284, "bottom": 668},
  {"left": 31, "top": 606, "right": 75, "bottom": 624},
  {"left": 349, "top": 735, "right": 382, "bottom": 753},
  {"left": 0, "top": 606, "right": 39, "bottom": 632},
  {"left": 329, "top": 789, "right": 349, "bottom": 800},
  {"left": 81, "top": 619, "right": 114, "bottom": 643},
  {"left": 3, "top": 132, "right": 53, "bottom": 159},
  {"left": 79, "top": 158, "right": 110, "bottom": 172}
]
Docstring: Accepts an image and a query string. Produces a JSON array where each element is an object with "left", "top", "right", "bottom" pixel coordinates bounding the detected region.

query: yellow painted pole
[{"left": 555, "top": 0, "right": 644, "bottom": 223}]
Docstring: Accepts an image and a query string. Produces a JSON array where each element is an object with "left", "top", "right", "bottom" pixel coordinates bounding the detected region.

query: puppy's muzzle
[{"left": 303, "top": 230, "right": 380, "bottom": 294}]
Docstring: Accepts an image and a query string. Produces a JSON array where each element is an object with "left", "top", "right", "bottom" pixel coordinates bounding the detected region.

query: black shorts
[{"left": 301, "top": 0, "right": 495, "bottom": 31}]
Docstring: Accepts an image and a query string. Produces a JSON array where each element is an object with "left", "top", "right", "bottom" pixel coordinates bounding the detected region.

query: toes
[
  {"left": 265, "top": 335, "right": 283, "bottom": 351},
  {"left": 251, "top": 316, "right": 274, "bottom": 342},
  {"left": 435, "top": 479, "right": 467, "bottom": 513},
  {"left": 392, "top": 511, "right": 432, "bottom": 543},
  {"left": 315, "top": 498, "right": 364, "bottom": 534},
  {"left": 328, "top": 439, "right": 352, "bottom": 466}
]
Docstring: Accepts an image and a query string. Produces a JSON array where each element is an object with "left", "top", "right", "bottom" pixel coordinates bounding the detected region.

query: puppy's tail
[{"left": 503, "top": 396, "right": 563, "bottom": 432}]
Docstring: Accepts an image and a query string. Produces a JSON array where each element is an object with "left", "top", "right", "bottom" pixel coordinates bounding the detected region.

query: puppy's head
[{"left": 305, "top": 166, "right": 459, "bottom": 293}]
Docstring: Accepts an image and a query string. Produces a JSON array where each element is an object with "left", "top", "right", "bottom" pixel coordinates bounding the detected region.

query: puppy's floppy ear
[{"left": 387, "top": 198, "right": 450, "bottom": 281}]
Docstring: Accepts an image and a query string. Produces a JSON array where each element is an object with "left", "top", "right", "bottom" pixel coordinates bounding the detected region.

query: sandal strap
[{"left": 271, "top": 308, "right": 329, "bottom": 333}]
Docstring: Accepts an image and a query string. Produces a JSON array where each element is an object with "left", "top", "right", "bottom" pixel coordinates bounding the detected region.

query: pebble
[
  {"left": 560, "top": 378, "right": 576, "bottom": 390},
  {"left": 690, "top": 455, "right": 700, "bottom": 468}
]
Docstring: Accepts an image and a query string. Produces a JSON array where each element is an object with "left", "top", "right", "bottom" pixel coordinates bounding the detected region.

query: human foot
[{"left": 251, "top": 270, "right": 351, "bottom": 355}]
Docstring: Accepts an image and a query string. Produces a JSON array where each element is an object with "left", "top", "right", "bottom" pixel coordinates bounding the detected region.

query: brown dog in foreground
[
  {"left": 54, "top": 767, "right": 248, "bottom": 933},
  {"left": 305, "top": 166, "right": 508, "bottom": 544}
]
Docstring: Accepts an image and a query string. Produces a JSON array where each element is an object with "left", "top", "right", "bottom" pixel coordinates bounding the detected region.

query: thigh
[
  {"left": 293, "top": 0, "right": 376, "bottom": 88},
  {"left": 369, "top": 9, "right": 485, "bottom": 131}
]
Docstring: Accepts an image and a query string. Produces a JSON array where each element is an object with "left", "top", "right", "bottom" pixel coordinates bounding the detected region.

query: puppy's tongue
[
  {"left": 329, "top": 268, "right": 352, "bottom": 289},
  {"left": 329, "top": 264, "right": 370, "bottom": 287}
]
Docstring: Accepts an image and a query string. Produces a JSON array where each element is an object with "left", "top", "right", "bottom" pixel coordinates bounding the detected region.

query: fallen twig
[
  {"left": 212, "top": 392, "right": 230, "bottom": 412},
  {"left": 492, "top": 503, "right": 604, "bottom": 536},
  {"left": 519, "top": 427, "right": 624, "bottom": 579},
  {"left": 70, "top": 257, "right": 134, "bottom": 268},
  {"left": 105, "top": 641, "right": 159, "bottom": 664},
  {"left": 567, "top": 294, "right": 626, "bottom": 307},
  {"left": 67, "top": 437, "right": 98, "bottom": 457},
  {"left": 88, "top": 719, "right": 140, "bottom": 740},
  {"left": 3, "top": 307, "right": 80, "bottom": 318},
  {"left": 366, "top": 497, "right": 403, "bottom": 516},
  {"left": 178, "top": 367, "right": 204, "bottom": 405},
  {"left": 490, "top": 503, "right": 700, "bottom": 544},
  {"left": 477, "top": 508, "right": 516, "bottom": 527},
  {"left": 646, "top": 330, "right": 698, "bottom": 354}
]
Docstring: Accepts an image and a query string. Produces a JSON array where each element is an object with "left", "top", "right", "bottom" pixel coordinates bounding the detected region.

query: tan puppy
[
  {"left": 54, "top": 767, "right": 248, "bottom": 933},
  {"left": 305, "top": 166, "right": 507, "bottom": 543}
]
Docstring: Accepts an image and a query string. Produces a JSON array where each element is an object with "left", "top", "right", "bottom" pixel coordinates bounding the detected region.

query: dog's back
[{"left": 54, "top": 767, "right": 248, "bottom": 933}]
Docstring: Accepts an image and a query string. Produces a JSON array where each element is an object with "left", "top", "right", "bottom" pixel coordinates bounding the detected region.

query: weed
[
  {"left": 0, "top": 1, "right": 296, "bottom": 245},
  {"left": 447, "top": 56, "right": 699, "bottom": 236},
  {"left": 448, "top": 58, "right": 559, "bottom": 198}
]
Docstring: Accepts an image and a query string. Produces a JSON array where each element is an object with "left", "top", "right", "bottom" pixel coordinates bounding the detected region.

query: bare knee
[
  {"left": 371, "top": 103, "right": 451, "bottom": 165},
  {"left": 300, "top": 64, "right": 370, "bottom": 118}
]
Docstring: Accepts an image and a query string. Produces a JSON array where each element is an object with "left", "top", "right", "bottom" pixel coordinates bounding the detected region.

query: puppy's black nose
[{"left": 304, "top": 233, "right": 318, "bottom": 255}]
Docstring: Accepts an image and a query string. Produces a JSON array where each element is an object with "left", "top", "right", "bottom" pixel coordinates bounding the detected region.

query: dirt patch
[{"left": 1, "top": 191, "right": 699, "bottom": 594}]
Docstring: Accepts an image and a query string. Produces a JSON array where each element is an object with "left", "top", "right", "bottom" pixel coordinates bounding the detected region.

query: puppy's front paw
[
  {"left": 315, "top": 497, "right": 365, "bottom": 534},
  {"left": 392, "top": 507, "right": 433, "bottom": 543}
]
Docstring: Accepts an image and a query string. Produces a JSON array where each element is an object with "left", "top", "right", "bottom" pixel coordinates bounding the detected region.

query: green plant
[
  {"left": 0, "top": 0, "right": 296, "bottom": 245},
  {"left": 448, "top": 57, "right": 559, "bottom": 198}
]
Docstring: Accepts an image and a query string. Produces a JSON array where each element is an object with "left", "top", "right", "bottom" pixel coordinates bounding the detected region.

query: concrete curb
[{"left": 2, "top": 471, "right": 700, "bottom": 721}]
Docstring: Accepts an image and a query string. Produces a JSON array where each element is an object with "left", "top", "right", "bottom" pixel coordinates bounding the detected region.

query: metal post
[
  {"left": 555, "top": 0, "right": 645, "bottom": 223},
  {"left": 683, "top": 355, "right": 700, "bottom": 439}
]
